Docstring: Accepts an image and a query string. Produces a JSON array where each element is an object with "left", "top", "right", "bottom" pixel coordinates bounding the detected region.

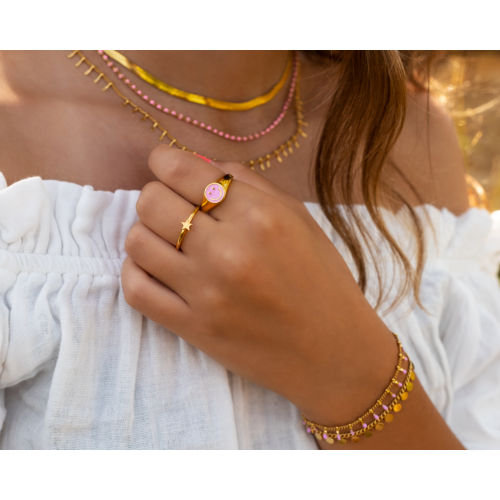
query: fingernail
[
  {"left": 194, "top": 153, "right": 212, "bottom": 163},
  {"left": 195, "top": 153, "right": 219, "bottom": 168}
]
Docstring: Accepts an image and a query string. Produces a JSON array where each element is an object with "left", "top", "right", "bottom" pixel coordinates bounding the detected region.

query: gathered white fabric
[{"left": 0, "top": 173, "right": 499, "bottom": 449}]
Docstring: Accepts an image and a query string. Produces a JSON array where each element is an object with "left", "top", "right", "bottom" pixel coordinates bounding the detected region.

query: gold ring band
[
  {"left": 176, "top": 206, "right": 200, "bottom": 251},
  {"left": 200, "top": 174, "right": 233, "bottom": 213}
]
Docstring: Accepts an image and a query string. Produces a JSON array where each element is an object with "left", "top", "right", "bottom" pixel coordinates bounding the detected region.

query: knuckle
[
  {"left": 149, "top": 146, "right": 191, "bottom": 183},
  {"left": 247, "top": 202, "right": 280, "bottom": 236},
  {"left": 165, "top": 156, "right": 190, "bottom": 184},
  {"left": 125, "top": 224, "right": 147, "bottom": 258},
  {"left": 123, "top": 275, "right": 147, "bottom": 309},
  {"left": 136, "top": 181, "right": 162, "bottom": 220},
  {"left": 218, "top": 245, "right": 254, "bottom": 282}
]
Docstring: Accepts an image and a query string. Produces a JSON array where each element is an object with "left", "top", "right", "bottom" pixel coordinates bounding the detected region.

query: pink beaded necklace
[{"left": 97, "top": 50, "right": 298, "bottom": 142}]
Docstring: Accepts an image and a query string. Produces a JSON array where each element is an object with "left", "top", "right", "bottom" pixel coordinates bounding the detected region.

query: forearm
[{"left": 124, "top": 147, "right": 469, "bottom": 451}]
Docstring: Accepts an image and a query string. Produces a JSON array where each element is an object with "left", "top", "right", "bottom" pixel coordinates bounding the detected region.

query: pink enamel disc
[{"left": 205, "top": 183, "right": 225, "bottom": 204}]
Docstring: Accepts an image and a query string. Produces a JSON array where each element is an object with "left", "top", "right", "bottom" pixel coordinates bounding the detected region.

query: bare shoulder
[{"left": 387, "top": 89, "right": 470, "bottom": 215}]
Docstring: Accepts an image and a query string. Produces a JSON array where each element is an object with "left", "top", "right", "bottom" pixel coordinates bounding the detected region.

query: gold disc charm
[
  {"left": 407, "top": 382, "right": 414, "bottom": 392},
  {"left": 394, "top": 404, "right": 402, "bottom": 412},
  {"left": 401, "top": 392, "right": 409, "bottom": 401},
  {"left": 365, "top": 431, "right": 373, "bottom": 438},
  {"left": 351, "top": 436, "right": 361, "bottom": 443},
  {"left": 410, "top": 372, "right": 416, "bottom": 381},
  {"left": 375, "top": 423, "right": 385, "bottom": 431},
  {"left": 385, "top": 414, "right": 394, "bottom": 422},
  {"left": 315, "top": 432, "right": 322, "bottom": 440},
  {"left": 326, "top": 437, "right": 334, "bottom": 444},
  {"left": 339, "top": 439, "right": 347, "bottom": 446}
]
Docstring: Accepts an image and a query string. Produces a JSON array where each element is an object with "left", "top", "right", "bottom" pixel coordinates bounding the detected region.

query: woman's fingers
[
  {"left": 149, "top": 146, "right": 312, "bottom": 222},
  {"left": 149, "top": 146, "right": 234, "bottom": 216},
  {"left": 121, "top": 256, "right": 190, "bottom": 333},
  {"left": 149, "top": 146, "right": 272, "bottom": 221},
  {"left": 215, "top": 158, "right": 310, "bottom": 216},
  {"left": 136, "top": 180, "right": 217, "bottom": 252},
  {"left": 125, "top": 221, "right": 195, "bottom": 295}
]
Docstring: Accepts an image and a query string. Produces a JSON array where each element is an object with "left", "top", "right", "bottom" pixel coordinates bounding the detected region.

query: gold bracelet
[{"left": 301, "top": 334, "right": 416, "bottom": 445}]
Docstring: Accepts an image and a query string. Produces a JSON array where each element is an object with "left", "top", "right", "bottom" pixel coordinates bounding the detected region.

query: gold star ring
[{"left": 176, "top": 206, "right": 200, "bottom": 251}]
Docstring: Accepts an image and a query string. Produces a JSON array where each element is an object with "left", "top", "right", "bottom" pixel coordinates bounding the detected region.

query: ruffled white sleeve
[
  {"left": 393, "top": 207, "right": 500, "bottom": 449},
  {"left": 442, "top": 209, "right": 500, "bottom": 448}
]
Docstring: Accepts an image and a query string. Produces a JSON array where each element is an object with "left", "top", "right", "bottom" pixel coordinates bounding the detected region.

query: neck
[
  {"left": 0, "top": 50, "right": 307, "bottom": 171},
  {"left": 120, "top": 50, "right": 290, "bottom": 102}
]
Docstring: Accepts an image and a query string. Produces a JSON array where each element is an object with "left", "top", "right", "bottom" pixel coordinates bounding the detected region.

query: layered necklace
[{"left": 68, "top": 50, "right": 308, "bottom": 170}]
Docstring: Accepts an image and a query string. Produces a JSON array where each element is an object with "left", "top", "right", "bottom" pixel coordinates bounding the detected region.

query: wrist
[
  {"left": 303, "top": 354, "right": 414, "bottom": 445},
  {"left": 298, "top": 321, "right": 400, "bottom": 427}
]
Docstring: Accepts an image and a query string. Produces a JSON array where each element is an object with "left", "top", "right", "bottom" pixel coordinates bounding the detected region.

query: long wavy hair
[{"left": 310, "top": 50, "right": 436, "bottom": 310}]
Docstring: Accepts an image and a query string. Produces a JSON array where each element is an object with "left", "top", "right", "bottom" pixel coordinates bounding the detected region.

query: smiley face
[{"left": 205, "top": 183, "right": 226, "bottom": 204}]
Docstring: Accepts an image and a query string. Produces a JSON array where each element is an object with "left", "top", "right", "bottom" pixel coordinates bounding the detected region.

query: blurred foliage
[{"left": 430, "top": 51, "right": 500, "bottom": 211}]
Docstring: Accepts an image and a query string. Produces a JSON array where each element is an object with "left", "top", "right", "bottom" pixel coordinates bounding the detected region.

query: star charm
[{"left": 181, "top": 220, "right": 193, "bottom": 231}]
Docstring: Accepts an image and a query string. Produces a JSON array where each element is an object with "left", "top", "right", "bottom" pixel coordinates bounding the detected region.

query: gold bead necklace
[
  {"left": 68, "top": 50, "right": 308, "bottom": 170},
  {"left": 102, "top": 49, "right": 294, "bottom": 111}
]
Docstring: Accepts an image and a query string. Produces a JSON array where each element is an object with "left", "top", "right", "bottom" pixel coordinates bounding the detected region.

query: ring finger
[
  {"left": 136, "top": 180, "right": 217, "bottom": 252},
  {"left": 125, "top": 221, "right": 197, "bottom": 296}
]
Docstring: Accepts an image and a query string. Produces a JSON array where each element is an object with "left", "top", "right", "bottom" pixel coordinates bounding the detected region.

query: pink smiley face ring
[
  {"left": 200, "top": 174, "right": 233, "bottom": 213},
  {"left": 205, "top": 183, "right": 225, "bottom": 204}
]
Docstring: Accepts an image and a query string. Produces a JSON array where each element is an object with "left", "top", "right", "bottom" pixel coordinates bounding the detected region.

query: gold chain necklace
[
  {"left": 68, "top": 51, "right": 307, "bottom": 170},
  {"left": 103, "top": 50, "right": 293, "bottom": 111}
]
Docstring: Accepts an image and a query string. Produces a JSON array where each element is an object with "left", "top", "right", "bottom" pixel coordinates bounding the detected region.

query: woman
[{"left": 0, "top": 50, "right": 498, "bottom": 449}]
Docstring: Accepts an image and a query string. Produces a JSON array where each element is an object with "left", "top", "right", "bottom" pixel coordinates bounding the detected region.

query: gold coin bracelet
[
  {"left": 67, "top": 51, "right": 308, "bottom": 171},
  {"left": 301, "top": 334, "right": 416, "bottom": 445}
]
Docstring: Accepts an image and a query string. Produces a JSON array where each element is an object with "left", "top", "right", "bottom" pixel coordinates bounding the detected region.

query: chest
[{"left": 0, "top": 97, "right": 320, "bottom": 203}]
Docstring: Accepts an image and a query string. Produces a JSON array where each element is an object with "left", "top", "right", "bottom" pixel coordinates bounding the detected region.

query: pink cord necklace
[{"left": 97, "top": 50, "right": 298, "bottom": 142}]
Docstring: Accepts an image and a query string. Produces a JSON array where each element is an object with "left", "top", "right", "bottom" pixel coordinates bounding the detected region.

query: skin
[{"left": 0, "top": 51, "right": 469, "bottom": 449}]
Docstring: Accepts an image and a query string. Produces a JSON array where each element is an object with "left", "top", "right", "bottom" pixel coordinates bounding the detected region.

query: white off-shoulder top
[{"left": 0, "top": 173, "right": 499, "bottom": 450}]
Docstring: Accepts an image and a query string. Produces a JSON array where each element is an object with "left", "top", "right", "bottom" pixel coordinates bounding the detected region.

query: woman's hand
[{"left": 121, "top": 146, "right": 398, "bottom": 426}]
